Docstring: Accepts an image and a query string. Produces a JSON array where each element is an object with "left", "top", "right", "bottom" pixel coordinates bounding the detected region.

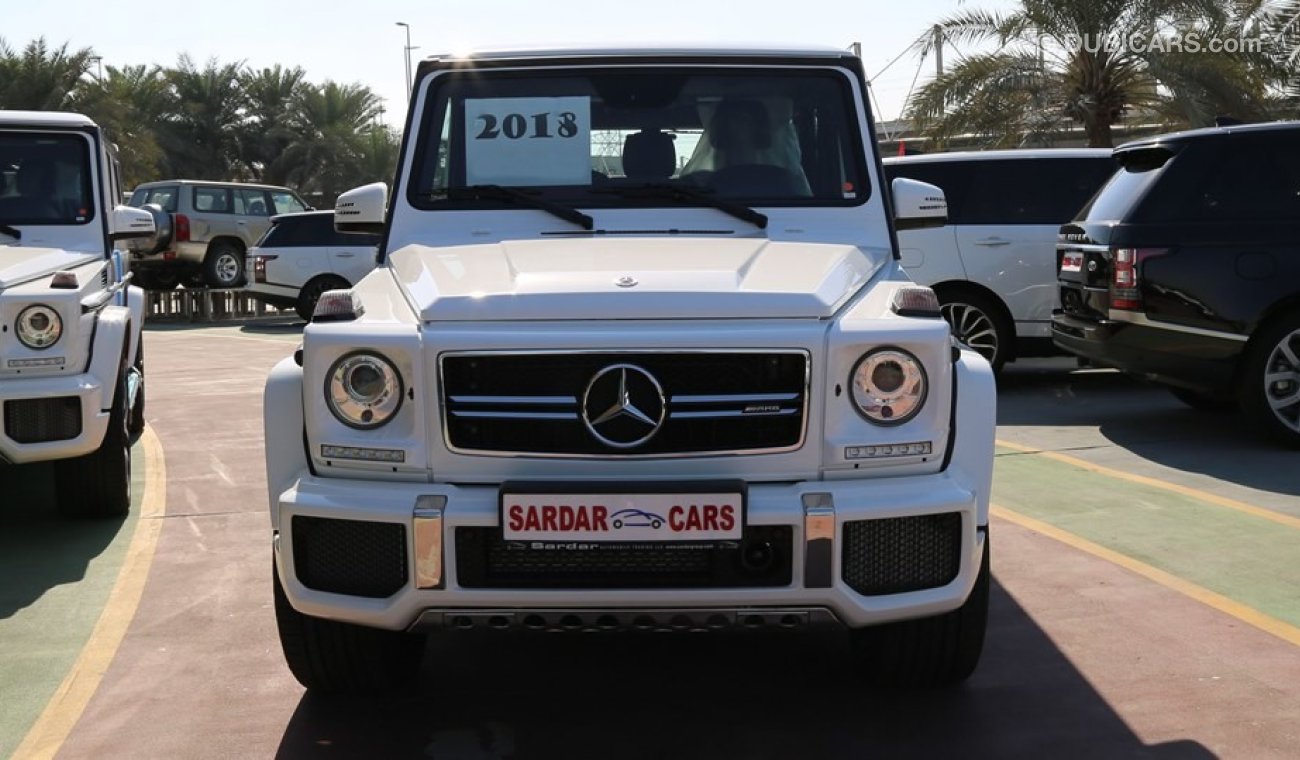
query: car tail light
[
  {"left": 252, "top": 254, "right": 277, "bottom": 283},
  {"left": 175, "top": 213, "right": 191, "bottom": 242},
  {"left": 1110, "top": 248, "right": 1168, "bottom": 311}
]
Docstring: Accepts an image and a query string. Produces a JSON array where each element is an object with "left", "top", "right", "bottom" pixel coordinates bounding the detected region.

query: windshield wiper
[
  {"left": 595, "top": 183, "right": 768, "bottom": 229},
  {"left": 428, "top": 185, "right": 594, "bottom": 230},
  {"left": 0, "top": 224, "right": 21, "bottom": 241}
]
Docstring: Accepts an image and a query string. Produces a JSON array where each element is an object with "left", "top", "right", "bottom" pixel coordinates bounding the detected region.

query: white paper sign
[{"left": 464, "top": 96, "right": 592, "bottom": 186}]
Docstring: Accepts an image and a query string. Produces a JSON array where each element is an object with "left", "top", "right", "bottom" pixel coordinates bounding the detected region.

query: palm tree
[
  {"left": 279, "top": 81, "right": 385, "bottom": 202},
  {"left": 73, "top": 64, "right": 171, "bottom": 188},
  {"left": 908, "top": 0, "right": 1284, "bottom": 147},
  {"left": 239, "top": 65, "right": 308, "bottom": 184},
  {"left": 0, "top": 37, "right": 94, "bottom": 110},
  {"left": 157, "top": 55, "right": 246, "bottom": 179}
]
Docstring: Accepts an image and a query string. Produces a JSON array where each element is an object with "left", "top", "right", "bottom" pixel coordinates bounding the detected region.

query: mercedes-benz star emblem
[
  {"left": 581, "top": 364, "right": 666, "bottom": 449},
  {"left": 615, "top": 276, "right": 638, "bottom": 288}
]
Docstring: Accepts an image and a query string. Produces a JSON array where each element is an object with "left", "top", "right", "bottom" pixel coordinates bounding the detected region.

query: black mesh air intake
[
  {"left": 292, "top": 516, "right": 408, "bottom": 598},
  {"left": 841, "top": 513, "right": 962, "bottom": 596},
  {"left": 4, "top": 397, "right": 82, "bottom": 443}
]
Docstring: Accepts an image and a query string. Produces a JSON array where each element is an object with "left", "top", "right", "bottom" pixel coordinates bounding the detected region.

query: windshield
[
  {"left": 409, "top": 66, "right": 869, "bottom": 211},
  {"left": 0, "top": 132, "right": 95, "bottom": 225}
]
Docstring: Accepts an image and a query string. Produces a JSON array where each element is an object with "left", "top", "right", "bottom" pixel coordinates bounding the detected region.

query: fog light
[{"left": 845, "top": 442, "right": 932, "bottom": 459}]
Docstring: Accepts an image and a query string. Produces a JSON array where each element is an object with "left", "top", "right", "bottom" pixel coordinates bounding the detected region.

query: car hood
[
  {"left": 0, "top": 245, "right": 100, "bottom": 290},
  {"left": 387, "top": 238, "right": 886, "bottom": 321}
]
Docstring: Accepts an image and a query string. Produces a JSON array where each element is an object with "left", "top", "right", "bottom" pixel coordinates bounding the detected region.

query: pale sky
[{"left": 3, "top": 0, "right": 1014, "bottom": 127}]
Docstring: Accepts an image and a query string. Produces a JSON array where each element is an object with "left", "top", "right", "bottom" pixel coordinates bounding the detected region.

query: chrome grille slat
[
  {"left": 449, "top": 410, "right": 579, "bottom": 420},
  {"left": 670, "top": 392, "right": 801, "bottom": 404}
]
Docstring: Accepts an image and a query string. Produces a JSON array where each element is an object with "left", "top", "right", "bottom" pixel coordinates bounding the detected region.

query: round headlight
[
  {"left": 325, "top": 352, "right": 403, "bottom": 429},
  {"left": 16, "top": 305, "right": 63, "bottom": 350},
  {"left": 850, "top": 348, "right": 927, "bottom": 425}
]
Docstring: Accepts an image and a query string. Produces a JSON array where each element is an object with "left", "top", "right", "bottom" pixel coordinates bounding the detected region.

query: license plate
[
  {"left": 1060, "top": 251, "right": 1084, "bottom": 273},
  {"left": 500, "top": 485, "right": 744, "bottom": 542}
]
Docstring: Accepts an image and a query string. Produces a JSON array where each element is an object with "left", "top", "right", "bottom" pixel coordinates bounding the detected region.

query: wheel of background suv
[
  {"left": 937, "top": 290, "right": 1012, "bottom": 373},
  {"left": 849, "top": 534, "right": 989, "bottom": 688},
  {"left": 203, "top": 241, "right": 245, "bottom": 289},
  {"left": 1167, "top": 386, "right": 1236, "bottom": 413},
  {"left": 273, "top": 556, "right": 426, "bottom": 695},
  {"left": 296, "top": 275, "right": 350, "bottom": 322},
  {"left": 1239, "top": 313, "right": 1300, "bottom": 448},
  {"left": 55, "top": 354, "right": 132, "bottom": 518}
]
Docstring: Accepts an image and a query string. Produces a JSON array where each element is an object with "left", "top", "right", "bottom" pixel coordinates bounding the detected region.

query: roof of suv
[
  {"left": 1116, "top": 120, "right": 1300, "bottom": 151},
  {"left": 884, "top": 148, "right": 1113, "bottom": 165},
  {"left": 433, "top": 44, "right": 854, "bottom": 62},
  {"left": 133, "top": 179, "right": 297, "bottom": 192},
  {"left": 0, "top": 110, "right": 97, "bottom": 129}
]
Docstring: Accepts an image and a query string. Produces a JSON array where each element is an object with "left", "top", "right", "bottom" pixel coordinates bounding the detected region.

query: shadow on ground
[
  {"left": 0, "top": 462, "right": 126, "bottom": 619},
  {"left": 274, "top": 579, "right": 1210, "bottom": 759},
  {"left": 997, "top": 360, "right": 1299, "bottom": 498}
]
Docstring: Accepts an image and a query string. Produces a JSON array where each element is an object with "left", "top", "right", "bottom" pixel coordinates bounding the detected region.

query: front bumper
[
  {"left": 0, "top": 372, "right": 109, "bottom": 464},
  {"left": 273, "top": 470, "right": 988, "bottom": 632}
]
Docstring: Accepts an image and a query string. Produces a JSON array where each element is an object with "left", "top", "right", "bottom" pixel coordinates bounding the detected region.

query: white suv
[
  {"left": 884, "top": 149, "right": 1116, "bottom": 371},
  {"left": 264, "top": 47, "right": 996, "bottom": 695},
  {"left": 245, "top": 210, "right": 379, "bottom": 321},
  {"left": 0, "top": 111, "right": 154, "bottom": 516}
]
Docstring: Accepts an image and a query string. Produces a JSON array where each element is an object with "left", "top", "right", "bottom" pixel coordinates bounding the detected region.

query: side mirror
[
  {"left": 335, "top": 182, "right": 387, "bottom": 235},
  {"left": 108, "top": 204, "right": 156, "bottom": 241},
  {"left": 892, "top": 178, "right": 948, "bottom": 231}
]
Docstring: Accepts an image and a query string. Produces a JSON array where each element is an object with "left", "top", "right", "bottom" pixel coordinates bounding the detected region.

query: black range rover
[{"left": 1052, "top": 121, "right": 1300, "bottom": 447}]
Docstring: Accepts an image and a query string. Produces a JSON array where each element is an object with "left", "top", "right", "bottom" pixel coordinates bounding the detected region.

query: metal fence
[{"left": 144, "top": 289, "right": 296, "bottom": 322}]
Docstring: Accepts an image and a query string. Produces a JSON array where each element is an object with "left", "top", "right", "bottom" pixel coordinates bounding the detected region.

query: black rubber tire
[
  {"left": 850, "top": 533, "right": 990, "bottom": 688},
  {"left": 1238, "top": 312, "right": 1300, "bottom": 448},
  {"left": 203, "top": 241, "right": 245, "bottom": 289},
  {"left": 1167, "top": 385, "right": 1236, "bottom": 413},
  {"left": 295, "top": 275, "right": 350, "bottom": 322},
  {"left": 273, "top": 556, "right": 426, "bottom": 695},
  {"left": 55, "top": 355, "right": 132, "bottom": 518},
  {"left": 936, "top": 289, "right": 1013, "bottom": 374}
]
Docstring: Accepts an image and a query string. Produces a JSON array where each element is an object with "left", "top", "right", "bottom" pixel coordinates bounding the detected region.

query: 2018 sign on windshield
[{"left": 465, "top": 96, "right": 591, "bottom": 187}]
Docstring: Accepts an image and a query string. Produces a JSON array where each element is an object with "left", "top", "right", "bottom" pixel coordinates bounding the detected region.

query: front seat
[{"left": 622, "top": 130, "right": 676, "bottom": 181}]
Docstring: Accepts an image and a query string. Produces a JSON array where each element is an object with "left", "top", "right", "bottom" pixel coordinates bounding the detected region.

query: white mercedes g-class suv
[
  {"left": 0, "top": 111, "right": 154, "bottom": 516},
  {"left": 264, "top": 47, "right": 996, "bottom": 694}
]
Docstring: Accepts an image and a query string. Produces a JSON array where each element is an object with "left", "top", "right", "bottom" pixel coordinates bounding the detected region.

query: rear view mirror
[
  {"left": 892, "top": 178, "right": 948, "bottom": 231},
  {"left": 335, "top": 183, "right": 387, "bottom": 235}
]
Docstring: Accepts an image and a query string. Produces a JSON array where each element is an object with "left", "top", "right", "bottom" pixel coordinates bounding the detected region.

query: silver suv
[{"left": 127, "top": 180, "right": 310, "bottom": 289}]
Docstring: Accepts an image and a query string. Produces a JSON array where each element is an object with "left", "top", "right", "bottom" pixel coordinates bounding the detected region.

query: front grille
[
  {"left": 841, "top": 513, "right": 962, "bottom": 596},
  {"left": 455, "top": 525, "right": 793, "bottom": 588},
  {"left": 441, "top": 352, "right": 808, "bottom": 456},
  {"left": 292, "top": 516, "right": 408, "bottom": 598},
  {"left": 3, "top": 397, "right": 81, "bottom": 443}
]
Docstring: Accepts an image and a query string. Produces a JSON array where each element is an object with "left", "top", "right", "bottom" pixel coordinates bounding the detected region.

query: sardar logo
[{"left": 581, "top": 364, "right": 666, "bottom": 448}]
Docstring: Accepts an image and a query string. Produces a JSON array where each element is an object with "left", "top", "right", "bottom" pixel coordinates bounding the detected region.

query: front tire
[
  {"left": 938, "top": 290, "right": 1012, "bottom": 374},
  {"left": 55, "top": 358, "right": 132, "bottom": 518},
  {"left": 1239, "top": 313, "right": 1300, "bottom": 447},
  {"left": 273, "top": 556, "right": 426, "bottom": 695},
  {"left": 850, "top": 533, "right": 990, "bottom": 687},
  {"left": 203, "top": 241, "right": 245, "bottom": 289}
]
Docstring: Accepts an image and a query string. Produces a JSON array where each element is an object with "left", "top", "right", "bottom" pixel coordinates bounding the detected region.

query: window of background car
[
  {"left": 193, "top": 186, "right": 231, "bottom": 214},
  {"left": 234, "top": 189, "right": 270, "bottom": 216},
  {"left": 409, "top": 67, "right": 870, "bottom": 207},
  {"left": 1080, "top": 147, "right": 1175, "bottom": 223},
  {"left": 961, "top": 159, "right": 1116, "bottom": 225},
  {"left": 0, "top": 132, "right": 95, "bottom": 225},
  {"left": 129, "top": 185, "right": 178, "bottom": 213},
  {"left": 1134, "top": 137, "right": 1300, "bottom": 224},
  {"left": 270, "top": 191, "right": 307, "bottom": 215}
]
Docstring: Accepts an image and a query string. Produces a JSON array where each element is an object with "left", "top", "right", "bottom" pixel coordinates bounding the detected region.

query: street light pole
[{"left": 396, "top": 22, "right": 413, "bottom": 104}]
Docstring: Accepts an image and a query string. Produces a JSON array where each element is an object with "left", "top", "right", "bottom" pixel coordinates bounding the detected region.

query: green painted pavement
[
  {"left": 993, "top": 447, "right": 1300, "bottom": 629},
  {"left": 0, "top": 448, "right": 144, "bottom": 759}
]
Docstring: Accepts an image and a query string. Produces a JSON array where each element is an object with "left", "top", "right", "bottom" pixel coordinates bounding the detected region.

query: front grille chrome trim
[
  {"left": 448, "top": 395, "right": 576, "bottom": 405},
  {"left": 449, "top": 410, "right": 580, "bottom": 420},
  {"left": 438, "top": 348, "right": 811, "bottom": 459},
  {"left": 671, "top": 392, "right": 802, "bottom": 404}
]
